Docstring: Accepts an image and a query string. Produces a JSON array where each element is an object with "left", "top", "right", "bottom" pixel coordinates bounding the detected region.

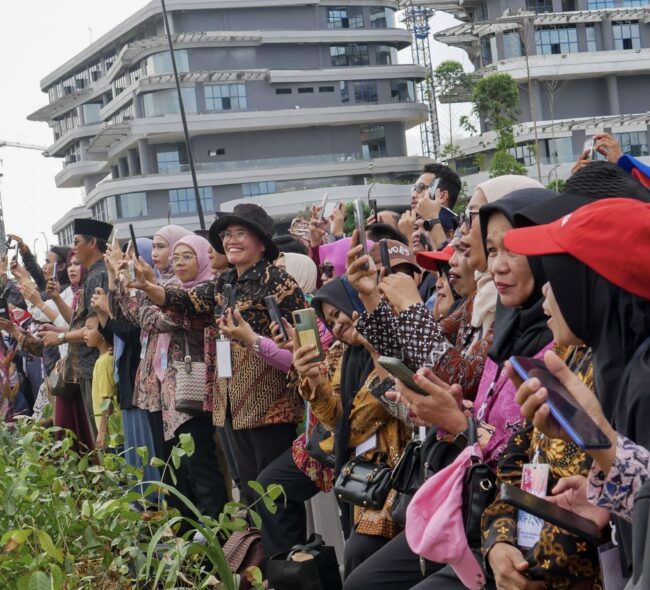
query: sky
[{"left": 0, "top": 1, "right": 471, "bottom": 262}]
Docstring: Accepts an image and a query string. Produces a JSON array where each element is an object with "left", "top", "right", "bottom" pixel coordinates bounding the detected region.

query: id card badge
[
  {"left": 355, "top": 434, "right": 377, "bottom": 457},
  {"left": 517, "top": 462, "right": 550, "bottom": 549},
  {"left": 140, "top": 334, "right": 149, "bottom": 360},
  {"left": 161, "top": 354, "right": 168, "bottom": 371},
  {"left": 216, "top": 338, "right": 232, "bottom": 379},
  {"left": 598, "top": 543, "right": 630, "bottom": 590}
]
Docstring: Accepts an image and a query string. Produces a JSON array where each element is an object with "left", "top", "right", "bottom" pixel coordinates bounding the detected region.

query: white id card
[
  {"left": 517, "top": 462, "right": 550, "bottom": 549},
  {"left": 216, "top": 338, "right": 232, "bottom": 378},
  {"left": 356, "top": 434, "right": 377, "bottom": 457},
  {"left": 140, "top": 334, "right": 148, "bottom": 360}
]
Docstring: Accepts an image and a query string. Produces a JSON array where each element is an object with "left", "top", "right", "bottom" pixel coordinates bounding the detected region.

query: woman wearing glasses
[
  {"left": 128, "top": 203, "right": 306, "bottom": 506},
  {"left": 113, "top": 233, "right": 229, "bottom": 524}
]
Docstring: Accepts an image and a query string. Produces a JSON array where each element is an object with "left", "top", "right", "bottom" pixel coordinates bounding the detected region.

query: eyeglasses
[
  {"left": 219, "top": 230, "right": 251, "bottom": 242},
  {"left": 72, "top": 238, "right": 87, "bottom": 247},
  {"left": 411, "top": 183, "right": 430, "bottom": 194},
  {"left": 459, "top": 208, "right": 480, "bottom": 230},
  {"left": 172, "top": 253, "right": 197, "bottom": 265}
]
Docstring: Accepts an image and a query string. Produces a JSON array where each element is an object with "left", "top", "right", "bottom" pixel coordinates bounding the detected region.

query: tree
[
  {"left": 471, "top": 73, "right": 527, "bottom": 177},
  {"left": 434, "top": 61, "right": 473, "bottom": 159}
]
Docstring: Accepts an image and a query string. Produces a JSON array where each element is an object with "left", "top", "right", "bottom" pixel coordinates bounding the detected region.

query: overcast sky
[{"left": 0, "top": 2, "right": 470, "bottom": 262}]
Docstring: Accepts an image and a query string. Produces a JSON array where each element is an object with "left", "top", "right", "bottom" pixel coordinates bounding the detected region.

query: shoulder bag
[
  {"left": 46, "top": 355, "right": 80, "bottom": 399},
  {"left": 173, "top": 333, "right": 207, "bottom": 415},
  {"left": 222, "top": 528, "right": 264, "bottom": 590},
  {"left": 334, "top": 452, "right": 392, "bottom": 510}
]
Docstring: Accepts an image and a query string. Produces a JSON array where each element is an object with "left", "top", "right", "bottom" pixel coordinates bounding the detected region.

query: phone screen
[
  {"left": 379, "top": 239, "right": 392, "bottom": 275},
  {"left": 509, "top": 356, "right": 612, "bottom": 449},
  {"left": 319, "top": 193, "right": 329, "bottom": 221}
]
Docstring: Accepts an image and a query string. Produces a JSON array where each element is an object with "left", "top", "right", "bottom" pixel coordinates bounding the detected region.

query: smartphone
[
  {"left": 319, "top": 193, "right": 329, "bottom": 221},
  {"left": 128, "top": 223, "right": 140, "bottom": 260},
  {"left": 419, "top": 233, "right": 431, "bottom": 251},
  {"left": 369, "top": 198, "right": 378, "bottom": 222},
  {"left": 427, "top": 178, "right": 441, "bottom": 200},
  {"left": 353, "top": 198, "right": 369, "bottom": 269},
  {"left": 223, "top": 283, "right": 237, "bottom": 313},
  {"left": 379, "top": 239, "right": 392, "bottom": 275},
  {"left": 264, "top": 295, "right": 288, "bottom": 342},
  {"left": 377, "top": 356, "right": 429, "bottom": 396},
  {"left": 50, "top": 261, "right": 58, "bottom": 283},
  {"left": 293, "top": 308, "right": 324, "bottom": 362},
  {"left": 583, "top": 139, "right": 598, "bottom": 161},
  {"left": 509, "top": 356, "right": 612, "bottom": 450},
  {"left": 500, "top": 484, "right": 602, "bottom": 546}
]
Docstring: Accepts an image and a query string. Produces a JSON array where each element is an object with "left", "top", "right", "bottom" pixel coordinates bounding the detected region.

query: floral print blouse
[{"left": 588, "top": 433, "right": 650, "bottom": 523}]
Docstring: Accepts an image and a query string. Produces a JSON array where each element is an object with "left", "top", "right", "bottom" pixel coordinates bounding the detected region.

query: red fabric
[
  {"left": 631, "top": 168, "right": 650, "bottom": 189},
  {"left": 54, "top": 395, "right": 95, "bottom": 453}
]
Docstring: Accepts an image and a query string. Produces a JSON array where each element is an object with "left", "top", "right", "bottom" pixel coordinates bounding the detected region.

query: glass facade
[
  {"left": 509, "top": 138, "right": 574, "bottom": 166},
  {"left": 526, "top": 0, "right": 553, "bottom": 13},
  {"left": 157, "top": 149, "right": 181, "bottom": 173},
  {"left": 480, "top": 35, "right": 497, "bottom": 65},
  {"left": 615, "top": 131, "right": 648, "bottom": 157},
  {"left": 613, "top": 21, "right": 641, "bottom": 50},
  {"left": 390, "top": 80, "right": 416, "bottom": 103},
  {"left": 361, "top": 125, "right": 386, "bottom": 159},
  {"left": 91, "top": 199, "right": 109, "bottom": 222},
  {"left": 142, "top": 88, "right": 197, "bottom": 117},
  {"left": 145, "top": 51, "right": 189, "bottom": 76},
  {"left": 586, "top": 24, "right": 597, "bottom": 52},
  {"left": 326, "top": 7, "right": 364, "bottom": 29},
  {"left": 376, "top": 45, "right": 398, "bottom": 65},
  {"left": 370, "top": 7, "right": 396, "bottom": 28},
  {"left": 82, "top": 103, "right": 102, "bottom": 124},
  {"left": 587, "top": 0, "right": 614, "bottom": 7},
  {"left": 330, "top": 44, "right": 370, "bottom": 66},
  {"left": 242, "top": 181, "right": 277, "bottom": 197},
  {"left": 169, "top": 187, "right": 214, "bottom": 215},
  {"left": 503, "top": 31, "right": 524, "bottom": 59},
  {"left": 535, "top": 26, "right": 579, "bottom": 55},
  {"left": 205, "top": 83, "right": 247, "bottom": 111},
  {"left": 114, "top": 192, "right": 148, "bottom": 219},
  {"left": 353, "top": 81, "right": 378, "bottom": 103}
]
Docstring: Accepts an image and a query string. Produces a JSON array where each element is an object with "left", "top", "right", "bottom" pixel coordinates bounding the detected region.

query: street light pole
[{"left": 159, "top": 0, "right": 206, "bottom": 230}]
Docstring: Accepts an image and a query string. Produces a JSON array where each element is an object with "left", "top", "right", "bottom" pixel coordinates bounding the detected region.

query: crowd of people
[{"left": 2, "top": 132, "right": 650, "bottom": 589}]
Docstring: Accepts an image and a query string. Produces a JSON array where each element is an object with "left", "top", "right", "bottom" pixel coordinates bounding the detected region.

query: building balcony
[
  {"left": 83, "top": 155, "right": 428, "bottom": 208},
  {"left": 55, "top": 159, "right": 110, "bottom": 189},
  {"left": 46, "top": 123, "right": 105, "bottom": 157}
]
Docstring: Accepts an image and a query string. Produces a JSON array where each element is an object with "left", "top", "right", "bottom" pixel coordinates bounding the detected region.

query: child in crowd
[{"left": 83, "top": 312, "right": 120, "bottom": 449}]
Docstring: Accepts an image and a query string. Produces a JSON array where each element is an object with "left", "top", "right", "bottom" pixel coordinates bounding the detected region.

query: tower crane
[{"left": 0, "top": 141, "right": 48, "bottom": 251}]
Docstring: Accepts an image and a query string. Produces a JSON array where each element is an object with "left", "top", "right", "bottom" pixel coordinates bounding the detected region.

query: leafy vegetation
[{"left": 0, "top": 420, "right": 282, "bottom": 589}]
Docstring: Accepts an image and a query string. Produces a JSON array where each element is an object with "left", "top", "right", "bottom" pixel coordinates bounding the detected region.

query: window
[
  {"left": 327, "top": 7, "right": 363, "bottom": 29},
  {"left": 615, "top": 131, "right": 648, "bottom": 157},
  {"left": 361, "top": 125, "right": 386, "bottom": 159},
  {"left": 622, "top": 0, "right": 645, "bottom": 5},
  {"left": 503, "top": 31, "right": 524, "bottom": 59},
  {"left": 480, "top": 35, "right": 497, "bottom": 65},
  {"left": 169, "top": 187, "right": 214, "bottom": 215},
  {"left": 376, "top": 45, "right": 398, "bottom": 65},
  {"left": 319, "top": 86, "right": 335, "bottom": 93},
  {"left": 370, "top": 7, "right": 396, "bottom": 28},
  {"left": 340, "top": 81, "right": 350, "bottom": 103},
  {"left": 330, "top": 44, "right": 370, "bottom": 67},
  {"left": 242, "top": 181, "right": 277, "bottom": 197},
  {"left": 157, "top": 149, "right": 181, "bottom": 173},
  {"left": 508, "top": 144, "right": 536, "bottom": 166},
  {"left": 208, "top": 148, "right": 225, "bottom": 157},
  {"left": 613, "top": 21, "right": 641, "bottom": 50},
  {"left": 113, "top": 192, "right": 148, "bottom": 219},
  {"left": 142, "top": 88, "right": 197, "bottom": 117},
  {"left": 535, "top": 26, "right": 578, "bottom": 55},
  {"left": 561, "top": 0, "right": 576, "bottom": 9},
  {"left": 474, "top": 3, "right": 488, "bottom": 22},
  {"left": 275, "top": 88, "right": 292, "bottom": 95},
  {"left": 82, "top": 103, "right": 102, "bottom": 124},
  {"left": 64, "top": 143, "right": 81, "bottom": 165},
  {"left": 390, "top": 79, "right": 416, "bottom": 103},
  {"left": 129, "top": 65, "right": 143, "bottom": 86},
  {"left": 526, "top": 0, "right": 553, "bottom": 13},
  {"left": 103, "top": 51, "right": 117, "bottom": 73},
  {"left": 89, "top": 63, "right": 102, "bottom": 82},
  {"left": 145, "top": 50, "right": 189, "bottom": 76},
  {"left": 91, "top": 199, "right": 109, "bottom": 222},
  {"left": 297, "top": 87, "right": 314, "bottom": 94},
  {"left": 587, "top": 0, "right": 614, "bottom": 7},
  {"left": 205, "top": 83, "right": 247, "bottom": 110},
  {"left": 353, "top": 81, "right": 378, "bottom": 104},
  {"left": 585, "top": 24, "right": 597, "bottom": 52}
]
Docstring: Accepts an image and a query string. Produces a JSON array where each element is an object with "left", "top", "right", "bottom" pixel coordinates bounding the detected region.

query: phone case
[
  {"left": 377, "top": 356, "right": 428, "bottom": 395},
  {"left": 293, "top": 308, "right": 324, "bottom": 362},
  {"left": 264, "top": 296, "right": 288, "bottom": 341}
]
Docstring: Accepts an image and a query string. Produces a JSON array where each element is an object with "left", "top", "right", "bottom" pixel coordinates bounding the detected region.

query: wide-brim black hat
[
  {"left": 209, "top": 203, "right": 279, "bottom": 260},
  {"left": 73, "top": 218, "right": 113, "bottom": 241}
]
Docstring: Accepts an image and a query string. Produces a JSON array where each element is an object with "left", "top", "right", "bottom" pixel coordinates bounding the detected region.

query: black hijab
[
  {"left": 543, "top": 253, "right": 650, "bottom": 573},
  {"left": 478, "top": 188, "right": 558, "bottom": 363},
  {"left": 312, "top": 278, "right": 375, "bottom": 475}
]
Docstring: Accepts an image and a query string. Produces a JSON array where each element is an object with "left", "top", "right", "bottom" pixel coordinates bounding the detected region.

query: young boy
[{"left": 83, "top": 312, "right": 119, "bottom": 449}]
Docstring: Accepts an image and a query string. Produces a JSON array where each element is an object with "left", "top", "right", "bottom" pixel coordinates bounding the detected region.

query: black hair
[
  {"left": 421, "top": 163, "right": 462, "bottom": 209},
  {"left": 82, "top": 235, "right": 108, "bottom": 253},
  {"left": 50, "top": 246, "right": 71, "bottom": 286},
  {"left": 272, "top": 234, "right": 308, "bottom": 255},
  {"left": 366, "top": 223, "right": 408, "bottom": 245}
]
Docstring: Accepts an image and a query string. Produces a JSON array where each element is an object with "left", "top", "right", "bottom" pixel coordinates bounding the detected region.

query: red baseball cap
[
  {"left": 504, "top": 198, "right": 650, "bottom": 301},
  {"left": 416, "top": 243, "right": 454, "bottom": 272}
]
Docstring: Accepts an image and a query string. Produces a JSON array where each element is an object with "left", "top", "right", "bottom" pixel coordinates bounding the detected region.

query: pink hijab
[
  {"left": 153, "top": 233, "right": 214, "bottom": 381},
  {"left": 154, "top": 224, "right": 192, "bottom": 286}
]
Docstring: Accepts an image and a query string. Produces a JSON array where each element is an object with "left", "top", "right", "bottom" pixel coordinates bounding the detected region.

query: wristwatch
[
  {"left": 252, "top": 336, "right": 262, "bottom": 353},
  {"left": 58, "top": 332, "right": 66, "bottom": 345},
  {"left": 423, "top": 218, "right": 441, "bottom": 232}
]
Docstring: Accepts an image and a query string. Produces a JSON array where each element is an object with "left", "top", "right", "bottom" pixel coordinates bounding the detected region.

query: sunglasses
[{"left": 459, "top": 208, "right": 480, "bottom": 230}]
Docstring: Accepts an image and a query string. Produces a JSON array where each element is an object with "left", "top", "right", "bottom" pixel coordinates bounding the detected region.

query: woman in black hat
[{"left": 129, "top": 203, "right": 306, "bottom": 505}]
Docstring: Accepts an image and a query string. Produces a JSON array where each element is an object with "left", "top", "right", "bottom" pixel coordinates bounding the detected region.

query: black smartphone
[
  {"left": 264, "top": 295, "right": 288, "bottom": 342},
  {"left": 419, "top": 233, "right": 431, "bottom": 251},
  {"left": 509, "top": 356, "right": 612, "bottom": 450},
  {"left": 353, "top": 198, "right": 369, "bottom": 270},
  {"left": 223, "top": 283, "right": 237, "bottom": 313},
  {"left": 128, "top": 224, "right": 140, "bottom": 260},
  {"left": 377, "top": 356, "right": 429, "bottom": 395},
  {"left": 379, "top": 239, "right": 392, "bottom": 275},
  {"left": 369, "top": 198, "right": 378, "bottom": 222},
  {"left": 500, "top": 484, "right": 602, "bottom": 546}
]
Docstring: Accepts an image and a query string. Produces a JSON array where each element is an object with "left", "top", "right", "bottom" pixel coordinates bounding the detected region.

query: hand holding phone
[
  {"left": 264, "top": 295, "right": 288, "bottom": 342},
  {"left": 319, "top": 193, "right": 329, "bottom": 221},
  {"left": 293, "top": 308, "right": 324, "bottom": 362},
  {"left": 377, "top": 356, "right": 429, "bottom": 395},
  {"left": 223, "top": 284, "right": 237, "bottom": 313},
  {"left": 129, "top": 224, "right": 140, "bottom": 260},
  {"left": 353, "top": 199, "right": 369, "bottom": 270},
  {"left": 379, "top": 239, "right": 392, "bottom": 275}
]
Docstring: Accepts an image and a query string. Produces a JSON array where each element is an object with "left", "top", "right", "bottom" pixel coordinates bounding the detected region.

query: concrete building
[
  {"left": 29, "top": 0, "right": 430, "bottom": 243},
  {"left": 423, "top": 0, "right": 650, "bottom": 188}
]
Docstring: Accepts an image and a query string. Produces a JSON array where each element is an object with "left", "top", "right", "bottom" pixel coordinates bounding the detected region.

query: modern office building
[
  {"left": 424, "top": 0, "right": 650, "bottom": 186},
  {"left": 29, "top": 0, "right": 430, "bottom": 243}
]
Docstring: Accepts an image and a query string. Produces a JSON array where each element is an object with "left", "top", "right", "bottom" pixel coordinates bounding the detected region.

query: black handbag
[
  {"left": 305, "top": 422, "right": 335, "bottom": 468},
  {"left": 334, "top": 453, "right": 392, "bottom": 510},
  {"left": 420, "top": 429, "right": 463, "bottom": 482},
  {"left": 267, "top": 533, "right": 342, "bottom": 590},
  {"left": 390, "top": 439, "right": 423, "bottom": 527}
]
